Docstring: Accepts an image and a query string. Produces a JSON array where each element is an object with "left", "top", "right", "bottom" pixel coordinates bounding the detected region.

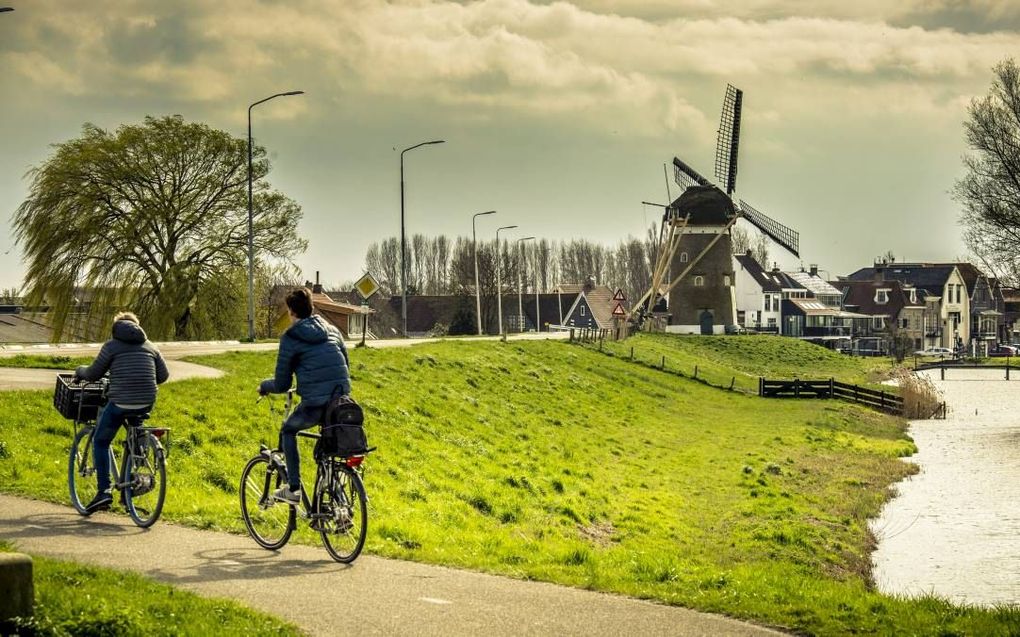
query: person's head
[
  {"left": 114, "top": 311, "right": 139, "bottom": 325},
  {"left": 285, "top": 288, "right": 314, "bottom": 321}
]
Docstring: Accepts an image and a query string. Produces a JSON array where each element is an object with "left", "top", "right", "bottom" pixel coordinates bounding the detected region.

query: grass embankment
[
  {"left": 594, "top": 333, "right": 895, "bottom": 393},
  {"left": 0, "top": 541, "right": 300, "bottom": 636},
  {"left": 0, "top": 354, "right": 93, "bottom": 370},
  {"left": 0, "top": 339, "right": 1016, "bottom": 635}
]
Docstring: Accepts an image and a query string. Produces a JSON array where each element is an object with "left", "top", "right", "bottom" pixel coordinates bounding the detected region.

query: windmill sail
[
  {"left": 672, "top": 157, "right": 711, "bottom": 191},
  {"left": 715, "top": 85, "right": 743, "bottom": 196},
  {"left": 739, "top": 199, "right": 800, "bottom": 257}
]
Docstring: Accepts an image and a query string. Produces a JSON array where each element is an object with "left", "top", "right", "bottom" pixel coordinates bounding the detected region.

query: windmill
[{"left": 632, "top": 84, "right": 801, "bottom": 334}]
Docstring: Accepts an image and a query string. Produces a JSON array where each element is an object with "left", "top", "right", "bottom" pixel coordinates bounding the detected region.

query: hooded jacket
[
  {"left": 259, "top": 315, "right": 351, "bottom": 406},
  {"left": 75, "top": 320, "right": 170, "bottom": 407}
]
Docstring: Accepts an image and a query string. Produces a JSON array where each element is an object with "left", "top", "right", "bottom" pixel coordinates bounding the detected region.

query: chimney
[
  {"left": 873, "top": 261, "right": 885, "bottom": 283},
  {"left": 771, "top": 263, "right": 780, "bottom": 275},
  {"left": 312, "top": 271, "right": 323, "bottom": 294},
  {"left": 809, "top": 264, "right": 818, "bottom": 277},
  {"left": 584, "top": 275, "right": 595, "bottom": 292}
]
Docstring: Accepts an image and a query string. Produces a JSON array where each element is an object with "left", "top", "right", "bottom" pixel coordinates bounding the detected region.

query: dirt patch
[{"left": 577, "top": 521, "right": 617, "bottom": 547}]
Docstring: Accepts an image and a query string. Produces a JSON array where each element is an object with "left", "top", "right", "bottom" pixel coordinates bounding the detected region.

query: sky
[{"left": 1, "top": 0, "right": 1019, "bottom": 290}]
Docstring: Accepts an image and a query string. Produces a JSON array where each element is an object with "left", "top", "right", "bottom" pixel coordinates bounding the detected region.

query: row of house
[{"left": 732, "top": 253, "right": 1019, "bottom": 355}]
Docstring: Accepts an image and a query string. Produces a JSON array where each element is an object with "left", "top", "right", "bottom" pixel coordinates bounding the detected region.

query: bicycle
[
  {"left": 57, "top": 374, "right": 170, "bottom": 528},
  {"left": 239, "top": 389, "right": 370, "bottom": 563}
]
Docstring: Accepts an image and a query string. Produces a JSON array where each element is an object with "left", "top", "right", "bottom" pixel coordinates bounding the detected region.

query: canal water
[{"left": 871, "top": 368, "right": 1020, "bottom": 606}]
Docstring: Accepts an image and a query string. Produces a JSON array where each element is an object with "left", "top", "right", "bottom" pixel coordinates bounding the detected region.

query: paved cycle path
[{"left": 0, "top": 495, "right": 783, "bottom": 636}]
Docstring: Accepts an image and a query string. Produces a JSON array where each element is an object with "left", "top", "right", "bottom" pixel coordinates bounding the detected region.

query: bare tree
[{"left": 955, "top": 58, "right": 1020, "bottom": 287}]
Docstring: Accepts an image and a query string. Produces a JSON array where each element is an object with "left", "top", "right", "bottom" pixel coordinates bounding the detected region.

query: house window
[
  {"left": 680, "top": 252, "right": 688, "bottom": 263},
  {"left": 764, "top": 295, "right": 771, "bottom": 312},
  {"left": 909, "top": 289, "right": 917, "bottom": 304},
  {"left": 723, "top": 275, "right": 731, "bottom": 286},
  {"left": 694, "top": 275, "right": 705, "bottom": 287},
  {"left": 901, "top": 318, "right": 909, "bottom": 329},
  {"left": 767, "top": 317, "right": 777, "bottom": 328},
  {"left": 875, "top": 289, "right": 889, "bottom": 304},
  {"left": 873, "top": 316, "right": 885, "bottom": 329},
  {"left": 580, "top": 305, "right": 586, "bottom": 317}
]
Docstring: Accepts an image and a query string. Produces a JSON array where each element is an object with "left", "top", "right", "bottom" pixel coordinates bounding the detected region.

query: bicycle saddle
[{"left": 125, "top": 413, "right": 151, "bottom": 427}]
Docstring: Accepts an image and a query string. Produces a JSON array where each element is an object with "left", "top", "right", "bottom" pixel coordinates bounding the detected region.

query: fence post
[
  {"left": 694, "top": 365, "right": 698, "bottom": 379},
  {"left": 729, "top": 376, "right": 735, "bottom": 391},
  {"left": 881, "top": 391, "right": 886, "bottom": 410},
  {"left": 829, "top": 377, "right": 834, "bottom": 398},
  {"left": 759, "top": 377, "right": 763, "bottom": 397},
  {"left": 630, "top": 346, "right": 634, "bottom": 360},
  {"left": 941, "top": 365, "right": 945, "bottom": 381},
  {"left": 794, "top": 379, "right": 800, "bottom": 398},
  {"left": 661, "top": 356, "right": 666, "bottom": 370}
]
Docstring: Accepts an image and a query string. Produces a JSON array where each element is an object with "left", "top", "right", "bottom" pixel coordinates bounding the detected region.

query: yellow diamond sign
[{"left": 355, "top": 272, "right": 381, "bottom": 300}]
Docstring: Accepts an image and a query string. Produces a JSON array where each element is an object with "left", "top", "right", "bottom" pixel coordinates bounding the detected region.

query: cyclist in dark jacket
[
  {"left": 75, "top": 312, "right": 170, "bottom": 513},
  {"left": 259, "top": 288, "right": 350, "bottom": 503}
]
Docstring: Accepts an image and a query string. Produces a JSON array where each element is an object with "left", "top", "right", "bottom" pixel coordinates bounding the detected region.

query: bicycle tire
[
  {"left": 240, "top": 455, "right": 295, "bottom": 550},
  {"left": 68, "top": 427, "right": 97, "bottom": 515},
  {"left": 318, "top": 463, "right": 368, "bottom": 563},
  {"left": 124, "top": 432, "right": 166, "bottom": 528}
]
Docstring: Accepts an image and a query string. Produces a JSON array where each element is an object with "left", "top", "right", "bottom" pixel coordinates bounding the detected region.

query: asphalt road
[{"left": 0, "top": 495, "right": 783, "bottom": 636}]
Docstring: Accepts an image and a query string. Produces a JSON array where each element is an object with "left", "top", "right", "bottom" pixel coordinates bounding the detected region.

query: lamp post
[
  {"left": 247, "top": 90, "right": 304, "bottom": 342},
  {"left": 400, "top": 140, "right": 445, "bottom": 338},
  {"left": 495, "top": 225, "right": 517, "bottom": 337},
  {"left": 472, "top": 210, "right": 497, "bottom": 335},
  {"left": 516, "top": 236, "right": 535, "bottom": 333},
  {"left": 534, "top": 243, "right": 540, "bottom": 333}
]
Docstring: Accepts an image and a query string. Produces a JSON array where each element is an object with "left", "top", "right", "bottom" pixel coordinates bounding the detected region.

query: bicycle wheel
[
  {"left": 68, "top": 427, "right": 97, "bottom": 515},
  {"left": 124, "top": 431, "right": 167, "bottom": 528},
  {"left": 240, "top": 455, "right": 295, "bottom": 550},
  {"left": 317, "top": 463, "right": 367, "bottom": 563}
]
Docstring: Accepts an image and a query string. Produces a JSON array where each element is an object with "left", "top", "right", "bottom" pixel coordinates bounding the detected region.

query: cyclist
[
  {"left": 75, "top": 311, "right": 170, "bottom": 513},
  {"left": 259, "top": 288, "right": 351, "bottom": 505}
]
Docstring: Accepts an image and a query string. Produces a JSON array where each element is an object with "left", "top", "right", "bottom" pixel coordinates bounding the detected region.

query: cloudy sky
[{"left": 2, "top": 0, "right": 1018, "bottom": 290}]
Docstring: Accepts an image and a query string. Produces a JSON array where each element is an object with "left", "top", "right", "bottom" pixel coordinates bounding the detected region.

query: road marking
[{"left": 419, "top": 597, "right": 452, "bottom": 605}]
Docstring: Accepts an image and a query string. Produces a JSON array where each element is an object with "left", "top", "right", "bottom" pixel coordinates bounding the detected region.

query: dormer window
[
  {"left": 875, "top": 289, "right": 890, "bottom": 304},
  {"left": 908, "top": 288, "right": 917, "bottom": 304}
]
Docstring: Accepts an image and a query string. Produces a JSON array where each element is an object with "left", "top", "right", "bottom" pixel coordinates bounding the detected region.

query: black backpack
[{"left": 318, "top": 393, "right": 368, "bottom": 458}]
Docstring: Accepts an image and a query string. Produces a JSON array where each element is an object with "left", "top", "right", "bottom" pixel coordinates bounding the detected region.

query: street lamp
[
  {"left": 472, "top": 210, "right": 497, "bottom": 335},
  {"left": 400, "top": 140, "right": 445, "bottom": 338},
  {"left": 495, "top": 225, "right": 517, "bottom": 337},
  {"left": 534, "top": 243, "right": 541, "bottom": 333},
  {"left": 516, "top": 236, "right": 535, "bottom": 333},
  {"left": 247, "top": 89, "right": 304, "bottom": 342}
]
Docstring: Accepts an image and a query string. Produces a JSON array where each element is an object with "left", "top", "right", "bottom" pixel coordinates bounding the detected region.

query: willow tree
[
  {"left": 956, "top": 58, "right": 1020, "bottom": 286},
  {"left": 14, "top": 115, "right": 307, "bottom": 340}
]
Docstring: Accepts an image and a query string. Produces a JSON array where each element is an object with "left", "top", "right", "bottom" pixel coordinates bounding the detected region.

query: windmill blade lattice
[
  {"left": 715, "top": 85, "right": 743, "bottom": 195},
  {"left": 672, "top": 157, "right": 711, "bottom": 191},
  {"left": 739, "top": 200, "right": 800, "bottom": 257}
]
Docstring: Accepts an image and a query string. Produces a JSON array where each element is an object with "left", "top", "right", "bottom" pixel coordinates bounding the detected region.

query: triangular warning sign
[
  {"left": 611, "top": 302, "right": 626, "bottom": 317},
  {"left": 612, "top": 288, "right": 626, "bottom": 301}
]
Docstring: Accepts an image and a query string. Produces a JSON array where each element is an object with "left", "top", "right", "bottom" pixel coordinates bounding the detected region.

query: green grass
[
  {"left": 0, "top": 541, "right": 300, "bottom": 636},
  {"left": 0, "top": 339, "right": 1017, "bottom": 636},
  {"left": 0, "top": 354, "right": 94, "bottom": 370},
  {"left": 593, "top": 333, "right": 896, "bottom": 393}
]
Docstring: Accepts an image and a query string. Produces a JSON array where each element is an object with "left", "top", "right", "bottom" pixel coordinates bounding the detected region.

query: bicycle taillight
[{"left": 345, "top": 456, "right": 364, "bottom": 468}]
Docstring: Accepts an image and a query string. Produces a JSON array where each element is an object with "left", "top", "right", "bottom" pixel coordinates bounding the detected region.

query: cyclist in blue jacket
[{"left": 259, "top": 288, "right": 351, "bottom": 504}]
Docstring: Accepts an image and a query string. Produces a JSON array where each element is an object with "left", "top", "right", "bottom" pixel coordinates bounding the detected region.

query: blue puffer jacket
[{"left": 259, "top": 315, "right": 351, "bottom": 406}]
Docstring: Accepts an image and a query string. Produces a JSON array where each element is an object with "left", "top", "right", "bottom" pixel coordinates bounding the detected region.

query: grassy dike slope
[{"left": 0, "top": 339, "right": 1015, "bottom": 635}]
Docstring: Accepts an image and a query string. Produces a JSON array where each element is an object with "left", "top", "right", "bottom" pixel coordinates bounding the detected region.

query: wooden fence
[{"left": 759, "top": 378, "right": 907, "bottom": 416}]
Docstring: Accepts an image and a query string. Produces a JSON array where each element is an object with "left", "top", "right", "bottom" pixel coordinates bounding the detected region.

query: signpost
[{"left": 354, "top": 273, "right": 380, "bottom": 346}]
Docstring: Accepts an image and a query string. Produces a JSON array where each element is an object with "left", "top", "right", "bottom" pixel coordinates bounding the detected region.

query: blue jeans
[
  {"left": 279, "top": 402, "right": 325, "bottom": 491},
  {"left": 93, "top": 403, "right": 152, "bottom": 494}
]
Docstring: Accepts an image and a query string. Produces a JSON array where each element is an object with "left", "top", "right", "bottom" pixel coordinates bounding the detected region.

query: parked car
[
  {"left": 914, "top": 347, "right": 954, "bottom": 357},
  {"left": 988, "top": 345, "right": 1019, "bottom": 357}
]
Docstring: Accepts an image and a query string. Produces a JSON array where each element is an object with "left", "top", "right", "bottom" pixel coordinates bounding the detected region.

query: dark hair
[{"left": 286, "top": 288, "right": 314, "bottom": 319}]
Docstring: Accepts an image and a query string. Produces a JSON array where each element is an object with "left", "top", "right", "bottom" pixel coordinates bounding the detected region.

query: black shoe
[{"left": 85, "top": 492, "right": 113, "bottom": 515}]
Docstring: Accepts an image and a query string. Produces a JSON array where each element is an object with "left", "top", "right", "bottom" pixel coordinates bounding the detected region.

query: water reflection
[{"left": 871, "top": 369, "right": 1020, "bottom": 606}]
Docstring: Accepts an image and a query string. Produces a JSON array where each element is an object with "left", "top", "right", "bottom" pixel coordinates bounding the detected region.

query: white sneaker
[{"left": 273, "top": 486, "right": 301, "bottom": 504}]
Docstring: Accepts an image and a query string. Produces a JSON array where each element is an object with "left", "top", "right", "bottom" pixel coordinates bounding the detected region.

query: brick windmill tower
[{"left": 633, "top": 85, "right": 801, "bottom": 334}]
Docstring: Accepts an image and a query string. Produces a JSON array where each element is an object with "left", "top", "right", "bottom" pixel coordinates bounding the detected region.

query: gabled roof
[
  {"left": 563, "top": 285, "right": 618, "bottom": 328},
  {"left": 785, "top": 298, "right": 869, "bottom": 319},
  {"left": 770, "top": 271, "right": 806, "bottom": 291},
  {"left": 734, "top": 253, "right": 781, "bottom": 292},
  {"left": 846, "top": 264, "right": 957, "bottom": 297},
  {"left": 831, "top": 279, "right": 922, "bottom": 318},
  {"left": 0, "top": 313, "right": 56, "bottom": 343}
]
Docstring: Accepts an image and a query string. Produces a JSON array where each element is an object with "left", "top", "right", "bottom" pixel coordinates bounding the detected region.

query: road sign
[
  {"left": 612, "top": 288, "right": 626, "bottom": 301},
  {"left": 354, "top": 273, "right": 381, "bottom": 300},
  {"left": 611, "top": 302, "right": 626, "bottom": 317}
]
